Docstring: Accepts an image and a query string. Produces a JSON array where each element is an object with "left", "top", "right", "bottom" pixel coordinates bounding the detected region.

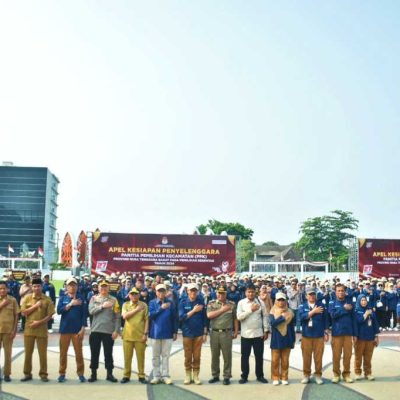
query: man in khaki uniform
[
  {"left": 20, "top": 278, "right": 55, "bottom": 382},
  {"left": 207, "top": 286, "right": 239, "bottom": 385},
  {"left": 120, "top": 287, "right": 149, "bottom": 384},
  {"left": 0, "top": 280, "right": 19, "bottom": 382}
]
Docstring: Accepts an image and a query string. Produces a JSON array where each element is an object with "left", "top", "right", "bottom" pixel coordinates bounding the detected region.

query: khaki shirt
[
  {"left": 122, "top": 300, "right": 148, "bottom": 341},
  {"left": 207, "top": 300, "right": 237, "bottom": 330},
  {"left": 0, "top": 295, "right": 20, "bottom": 334},
  {"left": 21, "top": 293, "right": 55, "bottom": 337}
]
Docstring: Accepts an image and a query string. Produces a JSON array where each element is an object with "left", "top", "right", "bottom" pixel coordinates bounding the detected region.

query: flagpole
[{"left": 8, "top": 247, "right": 10, "bottom": 269}]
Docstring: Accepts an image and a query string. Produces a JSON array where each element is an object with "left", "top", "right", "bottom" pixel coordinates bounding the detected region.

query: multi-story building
[{"left": 0, "top": 162, "right": 59, "bottom": 266}]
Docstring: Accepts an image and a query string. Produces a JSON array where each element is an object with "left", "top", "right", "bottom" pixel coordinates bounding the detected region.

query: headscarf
[
  {"left": 355, "top": 293, "right": 369, "bottom": 311},
  {"left": 270, "top": 299, "right": 294, "bottom": 337}
]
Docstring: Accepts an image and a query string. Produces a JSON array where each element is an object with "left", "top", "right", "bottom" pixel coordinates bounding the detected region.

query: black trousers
[
  {"left": 241, "top": 336, "right": 264, "bottom": 379},
  {"left": 89, "top": 332, "right": 114, "bottom": 371}
]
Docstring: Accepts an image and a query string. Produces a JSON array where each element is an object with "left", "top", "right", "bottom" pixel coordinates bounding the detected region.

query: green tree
[
  {"left": 196, "top": 219, "right": 254, "bottom": 240},
  {"left": 295, "top": 210, "right": 359, "bottom": 269},
  {"left": 262, "top": 241, "right": 280, "bottom": 246},
  {"left": 237, "top": 239, "right": 255, "bottom": 273}
]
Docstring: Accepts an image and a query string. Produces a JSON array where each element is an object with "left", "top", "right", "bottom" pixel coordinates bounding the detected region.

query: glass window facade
[{"left": 0, "top": 166, "right": 59, "bottom": 264}]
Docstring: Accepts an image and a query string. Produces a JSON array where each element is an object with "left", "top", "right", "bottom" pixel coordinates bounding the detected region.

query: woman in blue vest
[{"left": 353, "top": 294, "right": 379, "bottom": 380}]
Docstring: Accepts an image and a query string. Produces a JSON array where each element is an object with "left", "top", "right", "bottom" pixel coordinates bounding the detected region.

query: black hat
[{"left": 32, "top": 278, "right": 43, "bottom": 285}]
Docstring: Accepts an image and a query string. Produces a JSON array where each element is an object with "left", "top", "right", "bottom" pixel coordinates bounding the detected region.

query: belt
[{"left": 212, "top": 328, "right": 231, "bottom": 332}]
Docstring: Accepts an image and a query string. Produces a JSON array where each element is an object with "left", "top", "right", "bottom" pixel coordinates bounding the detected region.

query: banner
[
  {"left": 61, "top": 232, "right": 73, "bottom": 267},
  {"left": 91, "top": 232, "right": 236, "bottom": 275},
  {"left": 359, "top": 238, "right": 400, "bottom": 278}
]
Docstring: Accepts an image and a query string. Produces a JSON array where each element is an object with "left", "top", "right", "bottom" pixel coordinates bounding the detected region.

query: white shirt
[{"left": 237, "top": 298, "right": 270, "bottom": 338}]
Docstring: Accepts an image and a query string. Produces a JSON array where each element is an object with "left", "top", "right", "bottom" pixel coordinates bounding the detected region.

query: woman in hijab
[
  {"left": 269, "top": 292, "right": 295, "bottom": 385},
  {"left": 354, "top": 294, "right": 380, "bottom": 380}
]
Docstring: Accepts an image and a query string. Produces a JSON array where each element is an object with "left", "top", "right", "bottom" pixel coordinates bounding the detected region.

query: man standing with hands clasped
[
  {"left": 298, "top": 287, "right": 329, "bottom": 385},
  {"left": 207, "top": 286, "right": 239, "bottom": 385},
  {"left": 328, "top": 283, "right": 356, "bottom": 383},
  {"left": 57, "top": 277, "right": 87, "bottom": 383},
  {"left": 237, "top": 284, "right": 270, "bottom": 384}
]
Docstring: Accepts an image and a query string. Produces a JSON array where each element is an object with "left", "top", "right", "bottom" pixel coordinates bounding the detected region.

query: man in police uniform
[
  {"left": 120, "top": 287, "right": 149, "bottom": 384},
  {"left": 0, "top": 280, "right": 19, "bottom": 381},
  {"left": 20, "top": 278, "right": 55, "bottom": 382},
  {"left": 207, "top": 286, "right": 239, "bottom": 385}
]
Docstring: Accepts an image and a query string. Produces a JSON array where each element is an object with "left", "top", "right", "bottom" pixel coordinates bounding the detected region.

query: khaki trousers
[
  {"left": 183, "top": 336, "right": 203, "bottom": 372},
  {"left": 24, "top": 335, "right": 48, "bottom": 378},
  {"left": 331, "top": 335, "right": 353, "bottom": 378},
  {"left": 301, "top": 337, "right": 324, "bottom": 377},
  {"left": 123, "top": 340, "right": 146, "bottom": 378},
  {"left": 0, "top": 333, "right": 13, "bottom": 376},
  {"left": 59, "top": 333, "right": 84, "bottom": 376},
  {"left": 271, "top": 348, "right": 291, "bottom": 381},
  {"left": 354, "top": 339, "right": 375, "bottom": 376},
  {"left": 210, "top": 331, "right": 232, "bottom": 379}
]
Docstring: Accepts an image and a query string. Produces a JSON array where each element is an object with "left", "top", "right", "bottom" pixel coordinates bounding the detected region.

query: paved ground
[{"left": 0, "top": 328, "right": 399, "bottom": 400}]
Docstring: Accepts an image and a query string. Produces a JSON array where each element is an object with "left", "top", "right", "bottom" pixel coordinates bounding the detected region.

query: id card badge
[
  {"left": 352, "top": 296, "right": 356, "bottom": 303},
  {"left": 308, "top": 319, "right": 313, "bottom": 327},
  {"left": 45, "top": 291, "right": 50, "bottom": 297},
  {"left": 368, "top": 319, "right": 372, "bottom": 327},
  {"left": 366, "top": 296, "right": 370, "bottom": 302},
  {"left": 377, "top": 301, "right": 383, "bottom": 308},
  {"left": 322, "top": 299, "right": 326, "bottom": 305}
]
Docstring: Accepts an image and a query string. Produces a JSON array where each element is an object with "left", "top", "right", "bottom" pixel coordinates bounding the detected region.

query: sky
[{"left": 1, "top": 1, "right": 400, "bottom": 245}]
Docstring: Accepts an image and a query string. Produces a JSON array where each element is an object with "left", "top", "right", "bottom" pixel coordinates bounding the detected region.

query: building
[
  {"left": 0, "top": 163, "right": 59, "bottom": 266},
  {"left": 254, "top": 244, "right": 302, "bottom": 262}
]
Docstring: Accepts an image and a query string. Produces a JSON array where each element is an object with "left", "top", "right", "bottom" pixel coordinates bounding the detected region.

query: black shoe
[
  {"left": 239, "top": 378, "right": 248, "bottom": 384},
  {"left": 257, "top": 377, "right": 268, "bottom": 383},
  {"left": 20, "top": 375, "right": 32, "bottom": 382},
  {"left": 223, "top": 378, "right": 230, "bottom": 385},
  {"left": 41, "top": 377, "right": 49, "bottom": 382},
  {"left": 4, "top": 376, "right": 11, "bottom": 382},
  {"left": 139, "top": 377, "right": 148, "bottom": 384},
  {"left": 120, "top": 377, "right": 130, "bottom": 384},
  {"left": 88, "top": 374, "right": 97, "bottom": 383},
  {"left": 106, "top": 374, "right": 118, "bottom": 383},
  {"left": 208, "top": 377, "right": 220, "bottom": 383}
]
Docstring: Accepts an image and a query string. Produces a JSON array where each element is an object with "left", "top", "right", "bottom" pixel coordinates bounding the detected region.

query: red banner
[
  {"left": 359, "top": 238, "right": 400, "bottom": 278},
  {"left": 91, "top": 232, "right": 236, "bottom": 275}
]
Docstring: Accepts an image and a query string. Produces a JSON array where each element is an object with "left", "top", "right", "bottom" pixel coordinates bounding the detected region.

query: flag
[
  {"left": 38, "top": 247, "right": 44, "bottom": 257},
  {"left": 8, "top": 245, "right": 14, "bottom": 253}
]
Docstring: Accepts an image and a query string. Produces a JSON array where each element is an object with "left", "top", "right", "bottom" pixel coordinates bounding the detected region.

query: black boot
[
  {"left": 88, "top": 370, "right": 97, "bottom": 382},
  {"left": 106, "top": 370, "right": 117, "bottom": 383}
]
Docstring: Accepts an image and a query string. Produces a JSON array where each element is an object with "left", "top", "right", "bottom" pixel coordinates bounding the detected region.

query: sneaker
[
  {"left": 301, "top": 377, "right": 310, "bottom": 384},
  {"left": 343, "top": 376, "right": 353, "bottom": 383},
  {"left": 281, "top": 380, "right": 289, "bottom": 385},
  {"left": 58, "top": 375, "right": 66, "bottom": 383},
  {"left": 355, "top": 375, "right": 363, "bottom": 381},
  {"left": 331, "top": 376, "right": 340, "bottom": 384},
  {"left": 366, "top": 375, "right": 375, "bottom": 381},
  {"left": 79, "top": 375, "right": 86, "bottom": 383},
  {"left": 272, "top": 380, "right": 280, "bottom": 386},
  {"left": 150, "top": 377, "right": 160, "bottom": 384},
  {"left": 163, "top": 377, "right": 173, "bottom": 385},
  {"left": 314, "top": 376, "right": 323, "bottom": 385}
]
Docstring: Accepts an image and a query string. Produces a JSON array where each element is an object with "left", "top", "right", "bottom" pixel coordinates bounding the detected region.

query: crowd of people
[{"left": 0, "top": 269, "right": 399, "bottom": 386}]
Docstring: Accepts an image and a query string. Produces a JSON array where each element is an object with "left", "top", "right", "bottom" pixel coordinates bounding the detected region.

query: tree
[
  {"left": 295, "top": 210, "right": 359, "bottom": 269},
  {"left": 196, "top": 219, "right": 254, "bottom": 240},
  {"left": 262, "top": 241, "right": 280, "bottom": 246},
  {"left": 237, "top": 239, "right": 255, "bottom": 273}
]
